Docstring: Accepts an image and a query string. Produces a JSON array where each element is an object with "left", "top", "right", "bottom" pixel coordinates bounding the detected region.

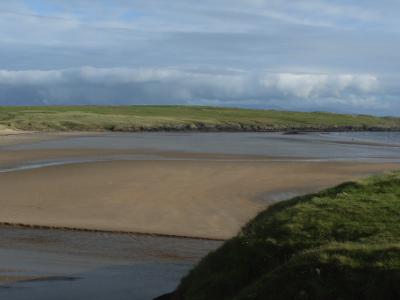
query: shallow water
[
  {"left": 5, "top": 132, "right": 400, "bottom": 161},
  {"left": 0, "top": 263, "right": 190, "bottom": 300},
  {"left": 329, "top": 131, "right": 400, "bottom": 144},
  {"left": 0, "top": 227, "right": 222, "bottom": 300},
  {"left": 8, "top": 132, "right": 400, "bottom": 152}
]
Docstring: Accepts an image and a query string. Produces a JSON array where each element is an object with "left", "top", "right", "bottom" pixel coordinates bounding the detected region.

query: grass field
[
  {"left": 167, "top": 172, "right": 400, "bottom": 300},
  {"left": 1, "top": 106, "right": 400, "bottom": 132}
]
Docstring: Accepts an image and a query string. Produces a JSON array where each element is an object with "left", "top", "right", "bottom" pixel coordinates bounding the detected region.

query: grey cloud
[{"left": 0, "top": 67, "right": 392, "bottom": 114}]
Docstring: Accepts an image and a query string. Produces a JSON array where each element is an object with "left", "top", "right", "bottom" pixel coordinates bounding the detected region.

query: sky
[{"left": 0, "top": 0, "right": 399, "bottom": 115}]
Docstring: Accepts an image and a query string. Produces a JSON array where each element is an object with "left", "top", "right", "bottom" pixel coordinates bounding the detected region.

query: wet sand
[{"left": 0, "top": 158, "right": 399, "bottom": 239}]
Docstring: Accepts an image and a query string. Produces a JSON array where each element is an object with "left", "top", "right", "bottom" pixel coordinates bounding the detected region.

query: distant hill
[
  {"left": 1, "top": 105, "right": 400, "bottom": 132},
  {"left": 164, "top": 172, "right": 400, "bottom": 300}
]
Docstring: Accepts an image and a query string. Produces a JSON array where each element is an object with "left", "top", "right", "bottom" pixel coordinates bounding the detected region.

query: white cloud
[
  {"left": 261, "top": 73, "right": 379, "bottom": 99},
  {"left": 79, "top": 66, "right": 183, "bottom": 84},
  {"left": 0, "top": 69, "right": 63, "bottom": 85},
  {"left": 0, "top": 67, "right": 387, "bottom": 113}
]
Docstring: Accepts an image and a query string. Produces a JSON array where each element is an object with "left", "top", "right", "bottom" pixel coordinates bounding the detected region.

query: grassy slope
[
  {"left": 170, "top": 172, "right": 400, "bottom": 300},
  {"left": 1, "top": 105, "right": 400, "bottom": 132}
]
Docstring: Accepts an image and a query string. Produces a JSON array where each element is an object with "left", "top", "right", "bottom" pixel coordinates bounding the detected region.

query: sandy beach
[{"left": 0, "top": 153, "right": 399, "bottom": 239}]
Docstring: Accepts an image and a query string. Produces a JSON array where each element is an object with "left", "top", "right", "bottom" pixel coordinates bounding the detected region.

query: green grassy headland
[
  {"left": 1, "top": 105, "right": 400, "bottom": 132},
  {"left": 164, "top": 172, "right": 400, "bottom": 300}
]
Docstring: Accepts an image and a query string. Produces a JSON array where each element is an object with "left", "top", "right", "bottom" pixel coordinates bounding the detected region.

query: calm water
[
  {"left": 4, "top": 132, "right": 400, "bottom": 162},
  {"left": 0, "top": 227, "right": 222, "bottom": 300}
]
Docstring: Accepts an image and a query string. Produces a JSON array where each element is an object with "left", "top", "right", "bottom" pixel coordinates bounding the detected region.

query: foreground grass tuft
[
  {"left": 170, "top": 172, "right": 400, "bottom": 300},
  {"left": 1, "top": 105, "right": 400, "bottom": 132}
]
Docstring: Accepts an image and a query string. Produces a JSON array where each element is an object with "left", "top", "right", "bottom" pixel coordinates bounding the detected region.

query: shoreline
[
  {"left": 0, "top": 222, "right": 226, "bottom": 242},
  {"left": 2, "top": 127, "right": 400, "bottom": 135}
]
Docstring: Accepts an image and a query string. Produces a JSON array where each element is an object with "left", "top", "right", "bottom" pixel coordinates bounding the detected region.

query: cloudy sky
[{"left": 1, "top": 0, "right": 399, "bottom": 115}]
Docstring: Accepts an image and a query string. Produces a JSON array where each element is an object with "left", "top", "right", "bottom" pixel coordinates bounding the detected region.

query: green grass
[
  {"left": 1, "top": 105, "right": 399, "bottom": 132},
  {"left": 170, "top": 172, "right": 400, "bottom": 300}
]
